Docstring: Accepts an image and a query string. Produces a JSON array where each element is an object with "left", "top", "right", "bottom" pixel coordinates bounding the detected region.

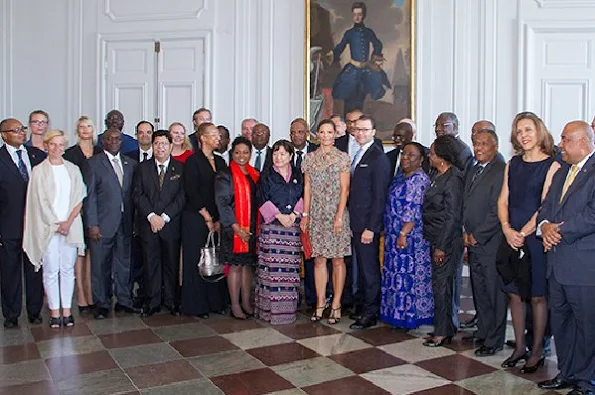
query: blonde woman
[
  {"left": 24, "top": 130, "right": 86, "bottom": 328},
  {"left": 64, "top": 116, "right": 101, "bottom": 314},
  {"left": 169, "top": 122, "right": 194, "bottom": 163}
]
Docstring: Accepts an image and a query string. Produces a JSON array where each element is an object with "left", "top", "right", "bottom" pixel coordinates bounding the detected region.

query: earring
[{"left": 440, "top": 161, "right": 444, "bottom": 167}]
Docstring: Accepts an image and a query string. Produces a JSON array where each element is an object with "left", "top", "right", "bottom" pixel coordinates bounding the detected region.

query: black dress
[
  {"left": 181, "top": 151, "right": 228, "bottom": 316},
  {"left": 215, "top": 169, "right": 258, "bottom": 266}
]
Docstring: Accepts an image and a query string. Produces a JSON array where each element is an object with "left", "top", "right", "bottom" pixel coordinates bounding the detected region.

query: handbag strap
[
  {"left": 206, "top": 231, "right": 217, "bottom": 248},
  {"left": 199, "top": 272, "right": 226, "bottom": 283}
]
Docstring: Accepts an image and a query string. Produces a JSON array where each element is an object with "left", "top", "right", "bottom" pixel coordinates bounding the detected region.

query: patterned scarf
[{"left": 230, "top": 161, "right": 260, "bottom": 253}]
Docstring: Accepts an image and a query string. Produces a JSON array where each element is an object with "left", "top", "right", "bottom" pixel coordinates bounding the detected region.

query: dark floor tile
[
  {"left": 275, "top": 322, "right": 342, "bottom": 340},
  {"left": 303, "top": 375, "right": 390, "bottom": 395},
  {"left": 411, "top": 383, "right": 477, "bottom": 395},
  {"left": 329, "top": 347, "right": 406, "bottom": 374},
  {"left": 416, "top": 354, "right": 496, "bottom": 381},
  {"left": 444, "top": 332, "right": 480, "bottom": 352},
  {"left": 211, "top": 367, "right": 294, "bottom": 395},
  {"left": 142, "top": 313, "right": 200, "bottom": 327},
  {"left": 45, "top": 350, "right": 118, "bottom": 381},
  {"left": 0, "top": 380, "right": 58, "bottom": 395},
  {"left": 204, "top": 317, "right": 265, "bottom": 334},
  {"left": 247, "top": 342, "right": 320, "bottom": 366},
  {"left": 508, "top": 357, "right": 559, "bottom": 383},
  {"left": 98, "top": 328, "right": 162, "bottom": 349},
  {"left": 30, "top": 323, "right": 92, "bottom": 342},
  {"left": 125, "top": 359, "right": 201, "bottom": 389},
  {"left": 0, "top": 343, "right": 40, "bottom": 364},
  {"left": 170, "top": 335, "right": 238, "bottom": 357},
  {"left": 348, "top": 326, "right": 415, "bottom": 346}
]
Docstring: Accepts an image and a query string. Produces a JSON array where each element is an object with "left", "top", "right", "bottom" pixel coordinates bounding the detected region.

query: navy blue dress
[{"left": 506, "top": 155, "right": 554, "bottom": 297}]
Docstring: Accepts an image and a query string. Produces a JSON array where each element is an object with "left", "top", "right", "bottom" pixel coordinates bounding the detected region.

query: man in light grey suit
[
  {"left": 462, "top": 129, "right": 507, "bottom": 356},
  {"left": 537, "top": 121, "right": 595, "bottom": 395},
  {"left": 85, "top": 128, "right": 138, "bottom": 319}
]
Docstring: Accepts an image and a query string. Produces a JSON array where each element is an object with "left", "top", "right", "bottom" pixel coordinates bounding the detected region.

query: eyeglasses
[
  {"left": 433, "top": 122, "right": 454, "bottom": 128},
  {"left": 0, "top": 126, "right": 28, "bottom": 134},
  {"left": 154, "top": 142, "right": 170, "bottom": 147},
  {"left": 30, "top": 120, "right": 48, "bottom": 125}
]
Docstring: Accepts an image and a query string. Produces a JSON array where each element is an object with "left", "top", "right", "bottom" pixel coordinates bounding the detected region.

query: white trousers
[{"left": 42, "top": 235, "right": 77, "bottom": 310}]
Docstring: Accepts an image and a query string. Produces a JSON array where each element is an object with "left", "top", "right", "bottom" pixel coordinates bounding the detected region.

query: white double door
[{"left": 103, "top": 37, "right": 205, "bottom": 133}]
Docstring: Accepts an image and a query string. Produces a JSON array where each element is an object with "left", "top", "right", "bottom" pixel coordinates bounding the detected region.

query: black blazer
[
  {"left": 453, "top": 137, "right": 474, "bottom": 173},
  {"left": 189, "top": 133, "right": 199, "bottom": 152},
  {"left": 133, "top": 157, "right": 186, "bottom": 240},
  {"left": 184, "top": 150, "right": 226, "bottom": 220},
  {"left": 0, "top": 145, "right": 44, "bottom": 240},
  {"left": 387, "top": 145, "right": 431, "bottom": 176},
  {"left": 124, "top": 149, "right": 153, "bottom": 163},
  {"left": 423, "top": 167, "right": 464, "bottom": 251},
  {"left": 463, "top": 157, "right": 506, "bottom": 252},
  {"left": 349, "top": 143, "right": 391, "bottom": 233},
  {"left": 335, "top": 134, "right": 382, "bottom": 154},
  {"left": 84, "top": 152, "right": 137, "bottom": 238},
  {"left": 258, "top": 166, "right": 304, "bottom": 215},
  {"left": 63, "top": 144, "right": 102, "bottom": 171}
]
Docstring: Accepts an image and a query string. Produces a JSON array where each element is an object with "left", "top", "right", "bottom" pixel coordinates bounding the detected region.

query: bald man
[{"left": 537, "top": 121, "right": 595, "bottom": 394}]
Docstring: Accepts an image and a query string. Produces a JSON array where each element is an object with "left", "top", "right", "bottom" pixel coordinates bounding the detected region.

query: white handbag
[{"left": 198, "top": 231, "right": 225, "bottom": 280}]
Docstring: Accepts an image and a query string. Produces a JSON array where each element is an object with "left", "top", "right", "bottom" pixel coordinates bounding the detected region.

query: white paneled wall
[{"left": 2, "top": 0, "right": 595, "bottom": 152}]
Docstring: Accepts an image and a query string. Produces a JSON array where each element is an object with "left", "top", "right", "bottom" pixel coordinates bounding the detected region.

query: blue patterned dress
[{"left": 380, "top": 169, "right": 434, "bottom": 328}]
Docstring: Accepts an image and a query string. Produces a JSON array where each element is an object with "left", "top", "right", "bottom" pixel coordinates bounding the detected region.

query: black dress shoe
[
  {"left": 460, "top": 315, "right": 478, "bottom": 329},
  {"left": 423, "top": 336, "right": 453, "bottom": 347},
  {"left": 501, "top": 351, "right": 529, "bottom": 368},
  {"left": 349, "top": 317, "right": 377, "bottom": 330},
  {"left": 115, "top": 303, "right": 141, "bottom": 314},
  {"left": 520, "top": 356, "right": 545, "bottom": 374},
  {"left": 462, "top": 335, "right": 485, "bottom": 344},
  {"left": 78, "top": 305, "right": 91, "bottom": 314},
  {"left": 140, "top": 306, "right": 161, "bottom": 318},
  {"left": 538, "top": 375, "right": 574, "bottom": 390},
  {"left": 3, "top": 319, "right": 18, "bottom": 329},
  {"left": 474, "top": 345, "right": 503, "bottom": 356},
  {"left": 94, "top": 308, "right": 109, "bottom": 320},
  {"left": 28, "top": 315, "right": 42, "bottom": 325}
]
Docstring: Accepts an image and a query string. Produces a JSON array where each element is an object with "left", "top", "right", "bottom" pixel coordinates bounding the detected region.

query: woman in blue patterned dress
[{"left": 381, "top": 142, "right": 433, "bottom": 332}]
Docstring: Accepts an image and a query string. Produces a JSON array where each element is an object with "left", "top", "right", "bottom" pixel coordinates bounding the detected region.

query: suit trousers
[
  {"left": 143, "top": 234, "right": 180, "bottom": 310},
  {"left": 90, "top": 222, "right": 132, "bottom": 310},
  {"left": 431, "top": 240, "right": 463, "bottom": 337},
  {"left": 452, "top": 257, "right": 463, "bottom": 328},
  {"left": 549, "top": 273, "right": 595, "bottom": 391},
  {"left": 130, "top": 234, "right": 145, "bottom": 299},
  {"left": 352, "top": 232, "right": 381, "bottom": 318},
  {"left": 468, "top": 248, "right": 508, "bottom": 348},
  {"left": 0, "top": 238, "right": 43, "bottom": 320},
  {"left": 42, "top": 235, "right": 77, "bottom": 310}
]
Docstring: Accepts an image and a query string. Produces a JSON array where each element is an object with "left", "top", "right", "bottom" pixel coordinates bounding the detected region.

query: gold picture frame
[{"left": 305, "top": 0, "right": 416, "bottom": 143}]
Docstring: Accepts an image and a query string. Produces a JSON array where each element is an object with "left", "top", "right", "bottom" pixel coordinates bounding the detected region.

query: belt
[{"left": 350, "top": 59, "right": 367, "bottom": 68}]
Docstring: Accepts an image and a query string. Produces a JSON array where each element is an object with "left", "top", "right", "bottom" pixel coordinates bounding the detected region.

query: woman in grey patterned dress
[{"left": 301, "top": 119, "right": 351, "bottom": 324}]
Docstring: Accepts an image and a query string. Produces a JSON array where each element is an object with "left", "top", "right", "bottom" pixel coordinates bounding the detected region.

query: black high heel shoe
[
  {"left": 310, "top": 305, "right": 326, "bottom": 322},
  {"left": 520, "top": 356, "right": 545, "bottom": 374},
  {"left": 423, "top": 336, "right": 452, "bottom": 347},
  {"left": 501, "top": 351, "right": 529, "bottom": 368}
]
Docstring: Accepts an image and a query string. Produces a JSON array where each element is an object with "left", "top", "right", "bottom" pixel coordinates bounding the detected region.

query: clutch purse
[
  {"left": 198, "top": 231, "right": 224, "bottom": 278},
  {"left": 301, "top": 229, "right": 313, "bottom": 260}
]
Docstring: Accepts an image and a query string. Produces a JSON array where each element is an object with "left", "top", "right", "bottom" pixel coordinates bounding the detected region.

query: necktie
[
  {"left": 158, "top": 164, "right": 166, "bottom": 189},
  {"left": 470, "top": 164, "right": 485, "bottom": 185},
  {"left": 15, "top": 150, "right": 29, "bottom": 183},
  {"left": 143, "top": 152, "right": 148, "bottom": 162},
  {"left": 255, "top": 150, "right": 262, "bottom": 171},
  {"left": 560, "top": 164, "right": 579, "bottom": 202},
  {"left": 295, "top": 150, "right": 303, "bottom": 170},
  {"left": 351, "top": 148, "right": 363, "bottom": 174},
  {"left": 112, "top": 158, "right": 123, "bottom": 186}
]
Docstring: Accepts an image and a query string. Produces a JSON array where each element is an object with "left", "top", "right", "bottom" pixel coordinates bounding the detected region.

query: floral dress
[{"left": 301, "top": 147, "right": 351, "bottom": 258}]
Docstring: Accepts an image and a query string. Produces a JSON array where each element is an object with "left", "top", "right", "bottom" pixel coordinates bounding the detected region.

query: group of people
[{"left": 1, "top": 105, "right": 594, "bottom": 394}]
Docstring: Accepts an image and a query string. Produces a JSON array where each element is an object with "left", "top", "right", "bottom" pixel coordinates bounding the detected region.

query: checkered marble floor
[{"left": 0, "top": 282, "right": 564, "bottom": 394}]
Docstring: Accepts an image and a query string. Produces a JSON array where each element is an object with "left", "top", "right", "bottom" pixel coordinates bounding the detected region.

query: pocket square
[
  {"left": 170, "top": 174, "right": 181, "bottom": 180},
  {"left": 359, "top": 164, "right": 369, "bottom": 168}
]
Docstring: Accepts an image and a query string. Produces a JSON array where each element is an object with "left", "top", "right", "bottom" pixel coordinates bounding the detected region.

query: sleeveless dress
[{"left": 505, "top": 155, "right": 554, "bottom": 297}]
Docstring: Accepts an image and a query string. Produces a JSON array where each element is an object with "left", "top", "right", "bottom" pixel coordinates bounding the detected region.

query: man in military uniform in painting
[{"left": 330, "top": 1, "right": 391, "bottom": 115}]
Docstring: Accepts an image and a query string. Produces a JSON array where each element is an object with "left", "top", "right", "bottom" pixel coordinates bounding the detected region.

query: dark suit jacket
[
  {"left": 124, "top": 149, "right": 153, "bottom": 163},
  {"left": 349, "top": 143, "right": 391, "bottom": 233},
  {"left": 423, "top": 167, "right": 464, "bottom": 252},
  {"left": 133, "top": 157, "right": 186, "bottom": 240},
  {"left": 453, "top": 137, "right": 474, "bottom": 173},
  {"left": 293, "top": 142, "right": 318, "bottom": 169},
  {"left": 184, "top": 150, "right": 226, "bottom": 221},
  {"left": 387, "top": 145, "right": 431, "bottom": 176},
  {"left": 538, "top": 154, "right": 595, "bottom": 286},
  {"left": 97, "top": 132, "right": 139, "bottom": 154},
  {"left": 335, "top": 134, "right": 382, "bottom": 154},
  {"left": 189, "top": 133, "right": 199, "bottom": 152},
  {"left": 0, "top": 145, "right": 44, "bottom": 240},
  {"left": 63, "top": 144, "right": 102, "bottom": 171},
  {"left": 463, "top": 157, "right": 506, "bottom": 252},
  {"left": 253, "top": 146, "right": 273, "bottom": 172},
  {"left": 84, "top": 152, "right": 137, "bottom": 238}
]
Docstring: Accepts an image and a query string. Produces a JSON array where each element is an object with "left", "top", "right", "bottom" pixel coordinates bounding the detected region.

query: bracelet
[
  {"left": 520, "top": 231, "right": 526, "bottom": 237},
  {"left": 502, "top": 221, "right": 509, "bottom": 227},
  {"left": 205, "top": 218, "right": 213, "bottom": 223},
  {"left": 399, "top": 231, "right": 407, "bottom": 237},
  {"left": 302, "top": 212, "right": 309, "bottom": 217}
]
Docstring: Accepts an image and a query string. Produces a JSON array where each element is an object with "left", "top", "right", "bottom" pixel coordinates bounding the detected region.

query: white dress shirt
[
  {"left": 293, "top": 142, "right": 311, "bottom": 167},
  {"left": 348, "top": 134, "right": 360, "bottom": 162},
  {"left": 139, "top": 147, "right": 153, "bottom": 162},
  {"left": 148, "top": 157, "right": 172, "bottom": 223},
  {"left": 5, "top": 144, "right": 32, "bottom": 176},
  {"left": 250, "top": 146, "right": 270, "bottom": 171},
  {"left": 104, "top": 150, "right": 124, "bottom": 177},
  {"left": 215, "top": 150, "right": 230, "bottom": 165}
]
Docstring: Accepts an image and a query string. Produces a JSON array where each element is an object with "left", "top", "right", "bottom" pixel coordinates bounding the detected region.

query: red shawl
[{"left": 230, "top": 161, "right": 260, "bottom": 253}]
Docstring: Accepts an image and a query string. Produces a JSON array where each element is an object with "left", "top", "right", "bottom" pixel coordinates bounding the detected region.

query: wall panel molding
[
  {"left": 534, "top": 0, "right": 595, "bottom": 8},
  {"left": 104, "top": 0, "right": 207, "bottom": 22},
  {"left": 1, "top": 0, "right": 14, "bottom": 116},
  {"left": 67, "top": 0, "right": 84, "bottom": 128}
]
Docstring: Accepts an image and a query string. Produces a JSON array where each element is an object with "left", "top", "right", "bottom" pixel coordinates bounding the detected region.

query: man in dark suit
[
  {"left": 462, "top": 129, "right": 507, "bottom": 356},
  {"left": 348, "top": 115, "right": 391, "bottom": 329},
  {"left": 335, "top": 109, "right": 382, "bottom": 161},
  {"left": 387, "top": 119, "right": 430, "bottom": 177},
  {"left": 189, "top": 108, "right": 211, "bottom": 150},
  {"left": 250, "top": 123, "right": 273, "bottom": 172},
  {"left": 85, "top": 128, "right": 139, "bottom": 319},
  {"left": 97, "top": 110, "right": 139, "bottom": 154},
  {"left": 537, "top": 121, "right": 595, "bottom": 395},
  {"left": 133, "top": 130, "right": 186, "bottom": 317},
  {"left": 0, "top": 118, "right": 44, "bottom": 328},
  {"left": 125, "top": 121, "right": 154, "bottom": 163}
]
